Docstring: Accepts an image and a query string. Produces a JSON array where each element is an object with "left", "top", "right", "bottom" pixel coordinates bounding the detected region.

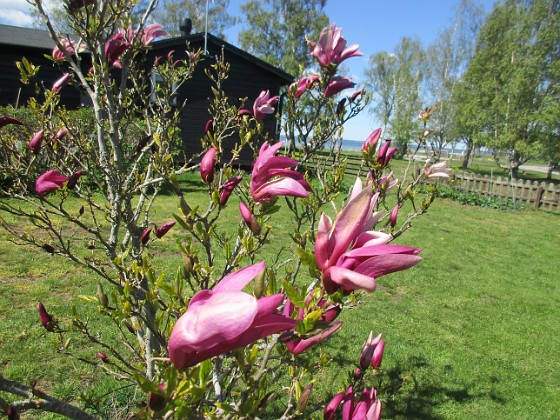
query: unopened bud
[
  {"left": 296, "top": 383, "right": 313, "bottom": 412},
  {"left": 353, "top": 367, "right": 362, "bottom": 381},
  {"left": 123, "top": 321, "right": 135, "bottom": 334},
  {"left": 253, "top": 269, "right": 265, "bottom": 298},
  {"left": 390, "top": 205, "right": 399, "bottom": 229},
  {"left": 205, "top": 119, "right": 214, "bottom": 136},
  {"left": 141, "top": 227, "right": 152, "bottom": 245},
  {"left": 148, "top": 383, "right": 167, "bottom": 412},
  {"left": 96, "top": 282, "right": 108, "bottom": 308},
  {"left": 7, "top": 406, "right": 19, "bottom": 420},
  {"left": 200, "top": 147, "right": 217, "bottom": 183},
  {"left": 239, "top": 202, "right": 261, "bottom": 236},
  {"left": 42, "top": 244, "right": 55, "bottom": 254},
  {"left": 38, "top": 302, "right": 54, "bottom": 332},
  {"left": 182, "top": 253, "right": 193, "bottom": 275},
  {"left": 97, "top": 352, "right": 108, "bottom": 362}
]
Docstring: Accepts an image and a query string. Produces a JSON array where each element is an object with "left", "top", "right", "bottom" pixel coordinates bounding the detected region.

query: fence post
[{"left": 534, "top": 186, "right": 544, "bottom": 209}]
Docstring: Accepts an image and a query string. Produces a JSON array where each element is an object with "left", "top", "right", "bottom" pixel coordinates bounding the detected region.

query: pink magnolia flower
[
  {"left": 200, "top": 147, "right": 217, "bottom": 183},
  {"left": 104, "top": 33, "right": 130, "bottom": 68},
  {"left": 290, "top": 74, "right": 320, "bottom": 99},
  {"left": 359, "top": 331, "right": 385, "bottom": 370},
  {"left": 282, "top": 296, "right": 342, "bottom": 355},
  {"left": 377, "top": 140, "right": 397, "bottom": 167},
  {"left": 324, "top": 386, "right": 382, "bottom": 420},
  {"left": 52, "top": 38, "right": 75, "bottom": 62},
  {"left": 52, "top": 73, "right": 72, "bottom": 94},
  {"left": 29, "top": 130, "right": 45, "bottom": 154},
  {"left": 253, "top": 90, "right": 279, "bottom": 121},
  {"left": 219, "top": 176, "right": 242, "bottom": 206},
  {"left": 315, "top": 178, "right": 422, "bottom": 294},
  {"left": 378, "top": 171, "right": 398, "bottom": 194},
  {"left": 307, "top": 23, "right": 363, "bottom": 68},
  {"left": 362, "top": 128, "right": 382, "bottom": 153},
  {"left": 155, "top": 221, "right": 176, "bottom": 238},
  {"left": 141, "top": 24, "right": 168, "bottom": 46},
  {"left": 35, "top": 170, "right": 68, "bottom": 196},
  {"left": 0, "top": 116, "right": 23, "bottom": 129},
  {"left": 251, "top": 141, "right": 311, "bottom": 203},
  {"left": 423, "top": 160, "right": 451, "bottom": 178},
  {"left": 324, "top": 77, "right": 355, "bottom": 98},
  {"left": 168, "top": 262, "right": 296, "bottom": 370}
]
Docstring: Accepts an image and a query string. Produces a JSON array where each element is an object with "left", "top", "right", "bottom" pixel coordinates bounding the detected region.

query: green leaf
[
  {"left": 282, "top": 280, "right": 305, "bottom": 310},
  {"left": 198, "top": 359, "right": 212, "bottom": 387}
]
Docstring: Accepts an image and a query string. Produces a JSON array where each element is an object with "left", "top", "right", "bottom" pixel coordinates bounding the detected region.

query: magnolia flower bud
[
  {"left": 7, "top": 406, "right": 19, "bottom": 420},
  {"left": 148, "top": 383, "right": 167, "bottom": 412},
  {"left": 239, "top": 202, "right": 261, "bottom": 236},
  {"left": 38, "top": 302, "right": 54, "bottom": 332},
  {"left": 296, "top": 383, "right": 313, "bottom": 412},
  {"left": 155, "top": 221, "right": 176, "bottom": 238},
  {"left": 29, "top": 130, "right": 45, "bottom": 155},
  {"left": 205, "top": 119, "right": 214, "bottom": 136},
  {"left": 141, "top": 227, "right": 152, "bottom": 245},
  {"left": 200, "top": 147, "right": 217, "bottom": 183},
  {"left": 219, "top": 176, "right": 243, "bottom": 206},
  {"left": 55, "top": 128, "right": 68, "bottom": 141},
  {"left": 123, "top": 321, "right": 135, "bottom": 334},
  {"left": 390, "top": 205, "right": 399, "bottom": 229},
  {"left": 96, "top": 282, "right": 108, "bottom": 308}
]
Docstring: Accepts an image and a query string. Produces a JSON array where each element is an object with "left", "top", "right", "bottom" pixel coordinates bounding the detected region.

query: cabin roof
[
  {"left": 0, "top": 24, "right": 294, "bottom": 84},
  {"left": 152, "top": 32, "right": 294, "bottom": 85}
]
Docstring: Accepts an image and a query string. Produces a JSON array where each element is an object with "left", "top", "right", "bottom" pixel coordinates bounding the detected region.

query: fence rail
[{"left": 438, "top": 172, "right": 559, "bottom": 211}]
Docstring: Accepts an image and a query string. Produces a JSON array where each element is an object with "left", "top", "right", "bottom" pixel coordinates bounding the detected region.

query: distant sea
[{"left": 290, "top": 138, "right": 365, "bottom": 152}]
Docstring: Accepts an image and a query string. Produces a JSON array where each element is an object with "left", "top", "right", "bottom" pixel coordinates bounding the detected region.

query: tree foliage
[
  {"left": 459, "top": 0, "right": 560, "bottom": 177},
  {"left": 152, "top": 0, "right": 237, "bottom": 38},
  {"left": 239, "top": 0, "right": 329, "bottom": 75}
]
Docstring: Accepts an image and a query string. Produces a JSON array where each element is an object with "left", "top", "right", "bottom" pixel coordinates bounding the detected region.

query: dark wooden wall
[
  {"left": 149, "top": 38, "right": 287, "bottom": 167},
  {"left": 0, "top": 45, "right": 82, "bottom": 109}
]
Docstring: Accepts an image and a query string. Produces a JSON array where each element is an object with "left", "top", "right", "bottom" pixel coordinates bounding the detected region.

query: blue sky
[
  {"left": 224, "top": 0, "right": 496, "bottom": 141},
  {"left": 0, "top": 0, "right": 496, "bottom": 140}
]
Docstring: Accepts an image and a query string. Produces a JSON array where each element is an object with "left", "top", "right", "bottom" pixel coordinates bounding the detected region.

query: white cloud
[{"left": 0, "top": 8, "right": 34, "bottom": 27}]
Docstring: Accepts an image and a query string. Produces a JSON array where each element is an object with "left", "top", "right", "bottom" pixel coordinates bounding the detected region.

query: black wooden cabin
[{"left": 0, "top": 24, "right": 293, "bottom": 165}]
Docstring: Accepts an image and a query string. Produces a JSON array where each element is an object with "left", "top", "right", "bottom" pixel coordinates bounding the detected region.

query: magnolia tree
[{"left": 0, "top": 1, "right": 449, "bottom": 418}]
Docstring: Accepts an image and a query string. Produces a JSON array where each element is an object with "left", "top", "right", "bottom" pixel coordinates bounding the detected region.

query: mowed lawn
[{"left": 0, "top": 184, "right": 559, "bottom": 418}]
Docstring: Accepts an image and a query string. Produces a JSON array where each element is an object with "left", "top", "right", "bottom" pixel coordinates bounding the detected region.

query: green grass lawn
[{"left": 1, "top": 179, "right": 559, "bottom": 418}]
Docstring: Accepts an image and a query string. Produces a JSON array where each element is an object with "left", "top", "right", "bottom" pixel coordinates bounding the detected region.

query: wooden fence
[
  {"left": 440, "top": 172, "right": 560, "bottom": 212},
  {"left": 301, "top": 151, "right": 559, "bottom": 212}
]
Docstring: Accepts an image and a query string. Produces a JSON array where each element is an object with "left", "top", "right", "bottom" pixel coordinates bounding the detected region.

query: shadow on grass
[
  {"left": 306, "top": 349, "right": 506, "bottom": 419},
  {"left": 379, "top": 356, "right": 506, "bottom": 419}
]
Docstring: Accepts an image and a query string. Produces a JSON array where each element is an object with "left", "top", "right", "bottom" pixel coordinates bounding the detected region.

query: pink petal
[
  {"left": 252, "top": 177, "right": 309, "bottom": 201},
  {"left": 325, "top": 266, "right": 376, "bottom": 292},
  {"left": 285, "top": 321, "right": 342, "bottom": 355},
  {"left": 324, "top": 392, "right": 345, "bottom": 420},
  {"left": 214, "top": 261, "right": 266, "bottom": 293},
  {"left": 329, "top": 187, "right": 374, "bottom": 266},
  {"left": 179, "top": 292, "right": 257, "bottom": 351},
  {"left": 354, "top": 254, "right": 423, "bottom": 279},
  {"left": 315, "top": 213, "right": 333, "bottom": 271}
]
